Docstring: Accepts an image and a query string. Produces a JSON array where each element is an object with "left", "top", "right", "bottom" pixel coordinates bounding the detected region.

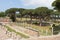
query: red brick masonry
[{"left": 0, "top": 17, "right": 10, "bottom": 22}]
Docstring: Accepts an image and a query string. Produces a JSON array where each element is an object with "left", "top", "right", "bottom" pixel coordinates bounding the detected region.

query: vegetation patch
[
  {"left": 52, "top": 24, "right": 60, "bottom": 35},
  {"left": 14, "top": 22, "right": 52, "bottom": 36},
  {"left": 4, "top": 25, "right": 29, "bottom": 38}
]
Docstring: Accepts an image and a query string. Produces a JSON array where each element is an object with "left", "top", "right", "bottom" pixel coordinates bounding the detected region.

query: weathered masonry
[{"left": 0, "top": 17, "right": 11, "bottom": 22}]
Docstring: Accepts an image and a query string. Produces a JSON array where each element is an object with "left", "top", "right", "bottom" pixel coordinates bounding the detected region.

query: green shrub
[
  {"left": 52, "top": 24, "right": 60, "bottom": 35},
  {"left": 32, "top": 21, "right": 39, "bottom": 25}
]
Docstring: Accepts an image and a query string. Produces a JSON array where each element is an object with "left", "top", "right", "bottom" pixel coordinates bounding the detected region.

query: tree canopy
[
  {"left": 52, "top": 0, "right": 60, "bottom": 11},
  {"left": 0, "top": 12, "right": 6, "bottom": 17},
  {"left": 0, "top": 7, "right": 54, "bottom": 22}
]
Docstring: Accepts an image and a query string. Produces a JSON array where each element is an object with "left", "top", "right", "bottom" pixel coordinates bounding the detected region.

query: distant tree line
[
  {"left": 4, "top": 7, "right": 53, "bottom": 22},
  {"left": 0, "top": 0, "right": 60, "bottom": 22}
]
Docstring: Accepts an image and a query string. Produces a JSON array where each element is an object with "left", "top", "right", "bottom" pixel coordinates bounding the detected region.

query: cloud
[{"left": 21, "top": 0, "right": 55, "bottom": 8}]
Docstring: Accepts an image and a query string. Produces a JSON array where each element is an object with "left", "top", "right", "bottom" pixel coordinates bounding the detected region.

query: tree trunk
[
  {"left": 30, "top": 15, "right": 32, "bottom": 24},
  {"left": 39, "top": 16, "right": 42, "bottom": 26},
  {"left": 20, "top": 14, "right": 22, "bottom": 21},
  {"left": 39, "top": 19, "right": 42, "bottom": 26},
  {"left": 10, "top": 13, "right": 16, "bottom": 22}
]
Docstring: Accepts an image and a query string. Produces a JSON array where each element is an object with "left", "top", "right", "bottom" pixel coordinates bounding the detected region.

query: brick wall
[{"left": 0, "top": 17, "right": 11, "bottom": 22}]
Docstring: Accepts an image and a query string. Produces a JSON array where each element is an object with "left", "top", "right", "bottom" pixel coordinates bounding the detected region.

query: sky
[{"left": 0, "top": 0, "right": 55, "bottom": 12}]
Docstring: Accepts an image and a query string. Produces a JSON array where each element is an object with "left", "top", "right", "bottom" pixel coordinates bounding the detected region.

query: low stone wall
[
  {"left": 25, "top": 28, "right": 39, "bottom": 37},
  {"left": 27, "top": 34, "right": 60, "bottom": 40}
]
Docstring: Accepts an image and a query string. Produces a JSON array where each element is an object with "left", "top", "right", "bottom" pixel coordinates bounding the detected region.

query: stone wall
[
  {"left": 25, "top": 28, "right": 39, "bottom": 37},
  {"left": 0, "top": 17, "right": 11, "bottom": 22},
  {"left": 27, "top": 35, "right": 60, "bottom": 40}
]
